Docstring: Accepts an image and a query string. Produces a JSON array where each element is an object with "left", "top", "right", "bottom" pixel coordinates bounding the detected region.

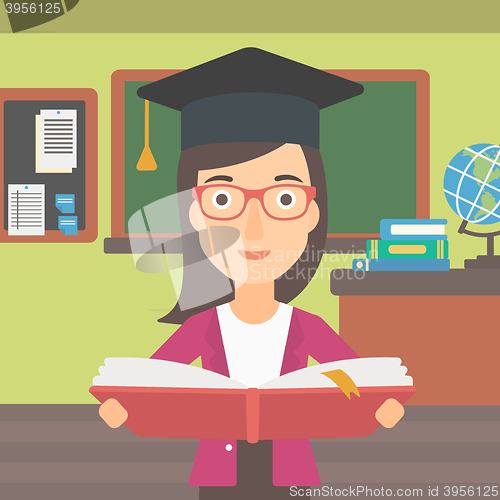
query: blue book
[
  {"left": 380, "top": 219, "right": 448, "bottom": 240},
  {"left": 353, "top": 258, "right": 450, "bottom": 272}
]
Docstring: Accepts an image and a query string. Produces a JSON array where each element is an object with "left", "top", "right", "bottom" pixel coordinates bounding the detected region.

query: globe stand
[{"left": 458, "top": 220, "right": 500, "bottom": 268}]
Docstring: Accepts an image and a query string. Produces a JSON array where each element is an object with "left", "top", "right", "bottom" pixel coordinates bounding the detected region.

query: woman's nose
[{"left": 244, "top": 199, "right": 264, "bottom": 241}]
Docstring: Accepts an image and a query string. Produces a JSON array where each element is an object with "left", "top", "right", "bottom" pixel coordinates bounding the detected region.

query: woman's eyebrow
[
  {"left": 204, "top": 175, "right": 233, "bottom": 183},
  {"left": 275, "top": 174, "right": 303, "bottom": 183}
]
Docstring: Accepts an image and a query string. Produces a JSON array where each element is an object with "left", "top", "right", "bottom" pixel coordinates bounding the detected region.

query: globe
[{"left": 444, "top": 143, "right": 500, "bottom": 225}]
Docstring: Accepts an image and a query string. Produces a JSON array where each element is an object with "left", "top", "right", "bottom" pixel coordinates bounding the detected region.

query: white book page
[
  {"left": 8, "top": 184, "right": 45, "bottom": 236},
  {"left": 40, "top": 109, "right": 77, "bottom": 169},
  {"left": 93, "top": 358, "right": 247, "bottom": 389},
  {"left": 259, "top": 357, "right": 413, "bottom": 389},
  {"left": 93, "top": 357, "right": 412, "bottom": 391}
]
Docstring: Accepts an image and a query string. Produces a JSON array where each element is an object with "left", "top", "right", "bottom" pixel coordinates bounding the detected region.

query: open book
[
  {"left": 90, "top": 357, "right": 415, "bottom": 442},
  {"left": 93, "top": 357, "right": 412, "bottom": 390}
]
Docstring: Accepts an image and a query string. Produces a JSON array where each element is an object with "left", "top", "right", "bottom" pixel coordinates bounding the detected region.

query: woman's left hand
[{"left": 375, "top": 398, "right": 405, "bottom": 428}]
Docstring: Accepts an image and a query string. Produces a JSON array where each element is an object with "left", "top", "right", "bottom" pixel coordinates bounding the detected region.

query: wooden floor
[{"left": 0, "top": 405, "right": 498, "bottom": 499}]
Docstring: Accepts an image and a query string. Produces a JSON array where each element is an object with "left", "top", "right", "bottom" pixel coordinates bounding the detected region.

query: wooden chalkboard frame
[
  {"left": 106, "top": 70, "right": 429, "bottom": 253},
  {"left": 0, "top": 88, "right": 98, "bottom": 243}
]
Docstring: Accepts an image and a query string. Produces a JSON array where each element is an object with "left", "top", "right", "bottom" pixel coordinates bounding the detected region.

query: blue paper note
[
  {"left": 58, "top": 216, "right": 78, "bottom": 235},
  {"left": 55, "top": 194, "right": 75, "bottom": 214}
]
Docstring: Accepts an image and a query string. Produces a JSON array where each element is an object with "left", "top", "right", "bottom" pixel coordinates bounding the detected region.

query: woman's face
[{"left": 190, "top": 143, "right": 320, "bottom": 285}]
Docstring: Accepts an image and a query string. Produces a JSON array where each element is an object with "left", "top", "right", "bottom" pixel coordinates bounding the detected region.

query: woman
[{"left": 100, "top": 49, "right": 404, "bottom": 498}]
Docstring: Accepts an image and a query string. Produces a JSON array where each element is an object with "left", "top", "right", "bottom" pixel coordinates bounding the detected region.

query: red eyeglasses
[{"left": 192, "top": 184, "right": 317, "bottom": 221}]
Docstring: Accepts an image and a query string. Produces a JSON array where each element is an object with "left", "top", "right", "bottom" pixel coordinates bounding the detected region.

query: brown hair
[{"left": 158, "top": 142, "right": 328, "bottom": 324}]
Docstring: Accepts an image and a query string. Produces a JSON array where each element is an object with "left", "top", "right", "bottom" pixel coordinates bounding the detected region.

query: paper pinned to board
[
  {"left": 58, "top": 215, "right": 78, "bottom": 235},
  {"left": 8, "top": 184, "right": 45, "bottom": 236},
  {"left": 40, "top": 109, "right": 77, "bottom": 170},
  {"left": 55, "top": 194, "right": 75, "bottom": 214},
  {"left": 35, "top": 115, "right": 72, "bottom": 173}
]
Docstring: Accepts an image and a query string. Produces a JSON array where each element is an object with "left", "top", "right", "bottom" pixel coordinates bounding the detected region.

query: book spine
[
  {"left": 367, "top": 240, "right": 449, "bottom": 259},
  {"left": 380, "top": 219, "right": 448, "bottom": 241},
  {"left": 246, "top": 388, "right": 260, "bottom": 444},
  {"left": 353, "top": 258, "right": 450, "bottom": 271}
]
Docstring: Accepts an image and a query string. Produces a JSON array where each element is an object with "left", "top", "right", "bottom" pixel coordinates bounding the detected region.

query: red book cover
[{"left": 89, "top": 385, "right": 416, "bottom": 442}]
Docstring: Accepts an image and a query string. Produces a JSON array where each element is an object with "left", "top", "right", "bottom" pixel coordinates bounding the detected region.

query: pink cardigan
[{"left": 151, "top": 306, "right": 358, "bottom": 486}]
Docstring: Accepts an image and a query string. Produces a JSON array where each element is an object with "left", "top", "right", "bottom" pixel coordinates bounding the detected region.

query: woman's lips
[{"left": 238, "top": 250, "right": 271, "bottom": 260}]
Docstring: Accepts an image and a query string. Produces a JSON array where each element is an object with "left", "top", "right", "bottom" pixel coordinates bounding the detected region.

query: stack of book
[{"left": 353, "top": 219, "right": 450, "bottom": 271}]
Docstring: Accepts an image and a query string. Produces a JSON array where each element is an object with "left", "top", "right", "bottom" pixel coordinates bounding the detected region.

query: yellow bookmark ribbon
[{"left": 321, "top": 369, "right": 360, "bottom": 400}]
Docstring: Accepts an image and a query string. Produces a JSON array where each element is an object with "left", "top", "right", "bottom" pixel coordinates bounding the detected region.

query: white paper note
[
  {"left": 40, "top": 109, "right": 77, "bottom": 169},
  {"left": 35, "top": 115, "right": 72, "bottom": 174},
  {"left": 8, "top": 184, "right": 45, "bottom": 236}
]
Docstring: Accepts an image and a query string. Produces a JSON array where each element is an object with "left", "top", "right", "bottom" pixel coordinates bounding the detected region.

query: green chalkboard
[
  {"left": 124, "top": 81, "right": 181, "bottom": 232},
  {"left": 124, "top": 81, "right": 417, "bottom": 234}
]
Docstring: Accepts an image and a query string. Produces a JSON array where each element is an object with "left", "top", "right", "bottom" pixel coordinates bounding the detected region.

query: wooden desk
[{"left": 330, "top": 269, "right": 500, "bottom": 405}]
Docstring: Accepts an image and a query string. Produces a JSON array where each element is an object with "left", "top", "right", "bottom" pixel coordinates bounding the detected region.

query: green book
[{"left": 367, "top": 239, "right": 448, "bottom": 260}]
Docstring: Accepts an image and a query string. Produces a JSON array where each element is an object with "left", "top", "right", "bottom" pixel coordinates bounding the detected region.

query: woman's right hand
[{"left": 99, "top": 398, "right": 128, "bottom": 428}]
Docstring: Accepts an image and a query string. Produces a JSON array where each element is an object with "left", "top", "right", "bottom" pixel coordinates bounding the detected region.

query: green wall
[{"left": 1, "top": 34, "right": 499, "bottom": 403}]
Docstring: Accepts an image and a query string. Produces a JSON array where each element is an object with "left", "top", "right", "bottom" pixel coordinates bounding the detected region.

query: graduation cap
[{"left": 137, "top": 48, "right": 364, "bottom": 151}]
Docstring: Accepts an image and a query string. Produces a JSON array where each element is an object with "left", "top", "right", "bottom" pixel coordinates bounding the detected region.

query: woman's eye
[
  {"left": 277, "top": 190, "right": 296, "bottom": 209},
  {"left": 212, "top": 190, "right": 232, "bottom": 209}
]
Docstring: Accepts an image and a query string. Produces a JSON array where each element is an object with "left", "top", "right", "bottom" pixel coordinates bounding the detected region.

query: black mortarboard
[{"left": 137, "top": 48, "right": 363, "bottom": 151}]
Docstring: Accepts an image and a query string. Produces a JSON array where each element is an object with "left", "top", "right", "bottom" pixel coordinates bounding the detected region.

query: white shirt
[{"left": 216, "top": 302, "right": 293, "bottom": 388}]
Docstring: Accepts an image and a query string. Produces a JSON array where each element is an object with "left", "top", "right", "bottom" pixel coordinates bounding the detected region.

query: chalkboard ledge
[{"left": 104, "top": 237, "right": 368, "bottom": 254}]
